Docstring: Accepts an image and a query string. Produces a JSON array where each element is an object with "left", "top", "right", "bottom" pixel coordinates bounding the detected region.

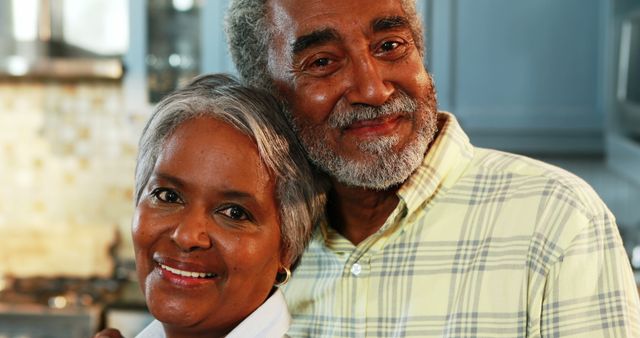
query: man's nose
[
  {"left": 170, "top": 208, "right": 213, "bottom": 252},
  {"left": 344, "top": 54, "right": 394, "bottom": 106}
]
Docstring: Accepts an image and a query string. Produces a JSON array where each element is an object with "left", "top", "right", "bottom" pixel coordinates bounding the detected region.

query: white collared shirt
[{"left": 136, "top": 289, "right": 291, "bottom": 338}]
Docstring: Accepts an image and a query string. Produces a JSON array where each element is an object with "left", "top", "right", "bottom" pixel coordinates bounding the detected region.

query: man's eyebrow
[
  {"left": 291, "top": 28, "right": 340, "bottom": 55},
  {"left": 372, "top": 15, "right": 411, "bottom": 32}
]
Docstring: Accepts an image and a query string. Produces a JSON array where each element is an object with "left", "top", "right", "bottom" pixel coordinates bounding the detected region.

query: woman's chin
[
  {"left": 152, "top": 307, "right": 206, "bottom": 331},
  {"left": 146, "top": 293, "right": 208, "bottom": 328}
]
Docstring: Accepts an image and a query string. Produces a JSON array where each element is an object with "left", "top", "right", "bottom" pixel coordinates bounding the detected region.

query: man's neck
[{"left": 327, "top": 180, "right": 400, "bottom": 245}]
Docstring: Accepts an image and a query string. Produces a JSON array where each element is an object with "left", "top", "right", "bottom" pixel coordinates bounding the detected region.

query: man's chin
[
  {"left": 313, "top": 140, "right": 427, "bottom": 191},
  {"left": 300, "top": 109, "right": 438, "bottom": 190}
]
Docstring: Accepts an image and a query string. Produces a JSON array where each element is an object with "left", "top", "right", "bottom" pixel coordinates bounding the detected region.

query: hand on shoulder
[{"left": 93, "top": 328, "right": 125, "bottom": 338}]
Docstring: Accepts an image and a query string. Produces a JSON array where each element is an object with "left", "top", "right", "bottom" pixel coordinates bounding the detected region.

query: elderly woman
[{"left": 98, "top": 74, "right": 325, "bottom": 338}]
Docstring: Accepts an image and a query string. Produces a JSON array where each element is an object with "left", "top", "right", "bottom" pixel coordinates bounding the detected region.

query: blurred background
[{"left": 0, "top": 0, "right": 639, "bottom": 336}]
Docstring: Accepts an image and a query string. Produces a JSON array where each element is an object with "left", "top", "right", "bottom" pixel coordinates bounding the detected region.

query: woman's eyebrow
[
  {"left": 218, "top": 190, "right": 257, "bottom": 202},
  {"left": 149, "top": 172, "right": 185, "bottom": 189}
]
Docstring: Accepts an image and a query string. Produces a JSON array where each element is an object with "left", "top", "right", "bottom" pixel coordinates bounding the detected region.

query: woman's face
[{"left": 132, "top": 116, "right": 284, "bottom": 336}]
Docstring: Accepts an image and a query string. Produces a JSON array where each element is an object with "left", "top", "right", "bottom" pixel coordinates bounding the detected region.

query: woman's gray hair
[
  {"left": 135, "top": 73, "right": 326, "bottom": 266},
  {"left": 224, "top": 0, "right": 424, "bottom": 92}
]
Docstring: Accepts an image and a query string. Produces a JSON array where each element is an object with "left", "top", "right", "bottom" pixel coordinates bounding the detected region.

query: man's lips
[{"left": 343, "top": 115, "right": 403, "bottom": 136}]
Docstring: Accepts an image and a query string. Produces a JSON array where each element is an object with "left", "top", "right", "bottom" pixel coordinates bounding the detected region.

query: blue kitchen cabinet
[{"left": 425, "top": 0, "right": 608, "bottom": 154}]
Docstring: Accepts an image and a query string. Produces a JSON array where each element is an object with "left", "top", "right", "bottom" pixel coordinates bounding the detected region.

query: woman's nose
[{"left": 170, "top": 209, "right": 212, "bottom": 252}]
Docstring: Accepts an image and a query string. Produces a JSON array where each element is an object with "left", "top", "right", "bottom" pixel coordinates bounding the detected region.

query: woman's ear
[
  {"left": 274, "top": 249, "right": 293, "bottom": 287},
  {"left": 279, "top": 245, "right": 293, "bottom": 270}
]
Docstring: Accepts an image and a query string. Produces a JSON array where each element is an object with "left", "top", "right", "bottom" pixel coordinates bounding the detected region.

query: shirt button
[{"left": 350, "top": 263, "right": 362, "bottom": 276}]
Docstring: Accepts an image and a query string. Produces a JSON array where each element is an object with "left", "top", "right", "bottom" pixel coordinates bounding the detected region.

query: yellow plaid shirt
[{"left": 283, "top": 112, "right": 640, "bottom": 337}]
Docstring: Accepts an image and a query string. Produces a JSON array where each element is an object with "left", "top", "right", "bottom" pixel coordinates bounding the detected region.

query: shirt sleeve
[{"left": 539, "top": 209, "right": 640, "bottom": 337}]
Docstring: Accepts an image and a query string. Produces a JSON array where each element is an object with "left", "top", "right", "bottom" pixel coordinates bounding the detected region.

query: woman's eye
[
  {"left": 151, "top": 188, "right": 182, "bottom": 203},
  {"left": 219, "top": 205, "right": 250, "bottom": 221}
]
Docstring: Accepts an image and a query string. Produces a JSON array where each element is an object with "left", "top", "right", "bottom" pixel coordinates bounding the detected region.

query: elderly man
[{"left": 226, "top": 0, "right": 640, "bottom": 337}]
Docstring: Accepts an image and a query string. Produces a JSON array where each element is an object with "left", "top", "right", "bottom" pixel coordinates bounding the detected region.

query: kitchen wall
[
  {"left": 2, "top": 0, "right": 639, "bottom": 281},
  {"left": 0, "top": 79, "right": 144, "bottom": 278}
]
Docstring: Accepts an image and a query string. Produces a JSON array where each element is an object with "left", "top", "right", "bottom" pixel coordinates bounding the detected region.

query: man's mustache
[{"left": 328, "top": 92, "right": 419, "bottom": 129}]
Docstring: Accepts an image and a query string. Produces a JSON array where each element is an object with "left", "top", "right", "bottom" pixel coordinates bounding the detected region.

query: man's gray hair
[
  {"left": 225, "top": 0, "right": 424, "bottom": 92},
  {"left": 134, "top": 73, "right": 326, "bottom": 266}
]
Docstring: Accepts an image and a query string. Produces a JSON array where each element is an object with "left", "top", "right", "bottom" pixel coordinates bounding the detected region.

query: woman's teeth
[{"left": 159, "top": 263, "right": 216, "bottom": 278}]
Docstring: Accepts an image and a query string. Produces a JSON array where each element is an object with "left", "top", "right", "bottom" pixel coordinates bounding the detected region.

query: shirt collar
[
  {"left": 226, "top": 289, "right": 291, "bottom": 338},
  {"left": 398, "top": 112, "right": 474, "bottom": 215},
  {"left": 137, "top": 290, "right": 291, "bottom": 338}
]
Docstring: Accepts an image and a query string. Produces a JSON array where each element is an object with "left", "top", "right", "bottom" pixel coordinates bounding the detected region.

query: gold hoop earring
[{"left": 274, "top": 266, "right": 291, "bottom": 287}]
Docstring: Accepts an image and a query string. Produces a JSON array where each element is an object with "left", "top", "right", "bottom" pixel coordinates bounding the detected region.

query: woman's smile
[
  {"left": 159, "top": 263, "right": 217, "bottom": 279},
  {"left": 154, "top": 257, "right": 221, "bottom": 288}
]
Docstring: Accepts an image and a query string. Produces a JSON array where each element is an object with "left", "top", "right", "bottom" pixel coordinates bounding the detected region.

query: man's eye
[
  {"left": 218, "top": 205, "right": 250, "bottom": 221},
  {"left": 151, "top": 188, "right": 182, "bottom": 203},
  {"left": 310, "top": 57, "right": 332, "bottom": 68},
  {"left": 379, "top": 40, "right": 401, "bottom": 52},
  {"left": 297, "top": 53, "right": 341, "bottom": 77},
  {"left": 373, "top": 39, "right": 409, "bottom": 61}
]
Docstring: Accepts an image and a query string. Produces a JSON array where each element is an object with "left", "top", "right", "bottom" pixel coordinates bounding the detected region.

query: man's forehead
[{"left": 267, "top": 0, "right": 409, "bottom": 38}]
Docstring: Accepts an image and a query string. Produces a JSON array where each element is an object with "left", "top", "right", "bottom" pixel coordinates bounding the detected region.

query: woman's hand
[{"left": 93, "top": 328, "right": 125, "bottom": 338}]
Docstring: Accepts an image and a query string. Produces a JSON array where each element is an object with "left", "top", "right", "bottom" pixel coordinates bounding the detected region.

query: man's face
[{"left": 267, "top": 0, "right": 438, "bottom": 190}]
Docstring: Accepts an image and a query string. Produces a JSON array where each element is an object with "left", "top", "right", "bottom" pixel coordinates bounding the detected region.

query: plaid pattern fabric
[{"left": 283, "top": 112, "right": 640, "bottom": 337}]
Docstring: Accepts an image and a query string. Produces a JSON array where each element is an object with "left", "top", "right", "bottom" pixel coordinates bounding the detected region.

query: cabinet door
[
  {"left": 426, "top": 0, "right": 607, "bottom": 154},
  {"left": 124, "top": 0, "right": 234, "bottom": 110}
]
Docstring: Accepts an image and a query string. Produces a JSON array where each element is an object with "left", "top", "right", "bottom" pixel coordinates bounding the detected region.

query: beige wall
[{"left": 0, "top": 80, "right": 145, "bottom": 278}]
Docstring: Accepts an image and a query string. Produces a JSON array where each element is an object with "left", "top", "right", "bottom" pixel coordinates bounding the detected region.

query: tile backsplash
[{"left": 0, "top": 80, "right": 146, "bottom": 277}]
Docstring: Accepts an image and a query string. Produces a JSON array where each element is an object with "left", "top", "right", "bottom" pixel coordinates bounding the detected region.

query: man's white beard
[{"left": 292, "top": 89, "right": 438, "bottom": 190}]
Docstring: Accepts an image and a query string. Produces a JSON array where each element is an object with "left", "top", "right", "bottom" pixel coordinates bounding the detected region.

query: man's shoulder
[
  {"left": 438, "top": 147, "right": 615, "bottom": 262},
  {"left": 467, "top": 147, "right": 606, "bottom": 217},
  {"left": 473, "top": 147, "right": 569, "bottom": 177}
]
